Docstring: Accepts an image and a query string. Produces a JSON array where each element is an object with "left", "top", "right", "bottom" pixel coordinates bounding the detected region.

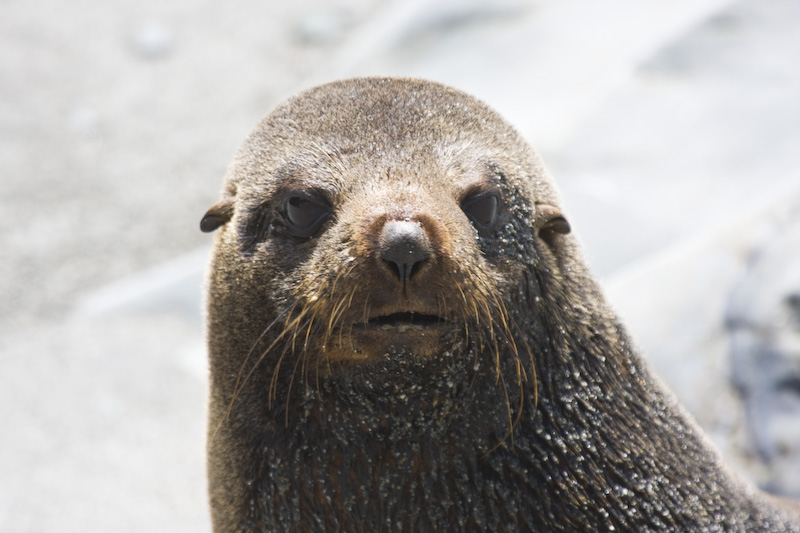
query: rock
[
  {"left": 727, "top": 204, "right": 800, "bottom": 497},
  {"left": 605, "top": 187, "right": 800, "bottom": 494}
]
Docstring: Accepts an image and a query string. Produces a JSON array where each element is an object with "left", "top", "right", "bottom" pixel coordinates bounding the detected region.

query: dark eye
[
  {"left": 462, "top": 190, "right": 501, "bottom": 232},
  {"left": 283, "top": 191, "right": 331, "bottom": 237}
]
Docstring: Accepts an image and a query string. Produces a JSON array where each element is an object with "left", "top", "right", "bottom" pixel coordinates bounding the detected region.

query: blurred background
[{"left": 2, "top": 0, "right": 799, "bottom": 530}]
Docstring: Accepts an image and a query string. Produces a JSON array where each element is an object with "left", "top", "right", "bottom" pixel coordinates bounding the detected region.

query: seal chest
[{"left": 202, "top": 77, "right": 800, "bottom": 532}]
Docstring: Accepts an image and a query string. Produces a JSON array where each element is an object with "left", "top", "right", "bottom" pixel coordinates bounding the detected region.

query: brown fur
[{"left": 202, "top": 78, "right": 799, "bottom": 531}]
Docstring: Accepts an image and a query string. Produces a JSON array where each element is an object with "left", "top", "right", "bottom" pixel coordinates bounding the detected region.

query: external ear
[
  {"left": 200, "top": 198, "right": 234, "bottom": 233},
  {"left": 534, "top": 204, "right": 571, "bottom": 238}
]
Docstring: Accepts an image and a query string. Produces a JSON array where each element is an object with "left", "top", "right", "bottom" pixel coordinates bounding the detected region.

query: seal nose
[{"left": 379, "top": 220, "right": 431, "bottom": 283}]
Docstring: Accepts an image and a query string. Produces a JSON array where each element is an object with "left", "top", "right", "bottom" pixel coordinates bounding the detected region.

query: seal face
[{"left": 203, "top": 78, "right": 799, "bottom": 532}]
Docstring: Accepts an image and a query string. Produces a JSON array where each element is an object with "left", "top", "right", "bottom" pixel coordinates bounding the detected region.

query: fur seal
[{"left": 201, "top": 77, "right": 800, "bottom": 531}]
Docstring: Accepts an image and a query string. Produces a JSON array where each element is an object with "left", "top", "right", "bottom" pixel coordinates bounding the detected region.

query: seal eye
[
  {"left": 283, "top": 191, "right": 331, "bottom": 237},
  {"left": 462, "top": 190, "right": 501, "bottom": 232}
]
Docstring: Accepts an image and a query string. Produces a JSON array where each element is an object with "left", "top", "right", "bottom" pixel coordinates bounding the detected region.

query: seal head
[{"left": 203, "top": 78, "right": 799, "bottom": 532}]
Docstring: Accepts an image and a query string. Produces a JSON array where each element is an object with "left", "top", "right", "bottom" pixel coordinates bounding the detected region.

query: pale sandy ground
[{"left": 2, "top": 0, "right": 799, "bottom": 530}]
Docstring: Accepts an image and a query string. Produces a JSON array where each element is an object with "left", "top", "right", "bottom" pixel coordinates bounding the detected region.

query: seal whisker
[
  {"left": 300, "top": 315, "right": 319, "bottom": 391},
  {"left": 490, "top": 294, "right": 526, "bottom": 400},
  {"left": 468, "top": 296, "right": 485, "bottom": 353},
  {"left": 470, "top": 295, "right": 501, "bottom": 382},
  {"left": 333, "top": 286, "right": 357, "bottom": 330},
  {"left": 298, "top": 314, "right": 312, "bottom": 357},
  {"left": 327, "top": 258, "right": 352, "bottom": 301},
  {"left": 343, "top": 287, "right": 359, "bottom": 353},
  {"left": 361, "top": 297, "right": 371, "bottom": 326},
  {"left": 456, "top": 284, "right": 469, "bottom": 309},
  {"left": 327, "top": 291, "right": 350, "bottom": 336},
  {"left": 267, "top": 343, "right": 289, "bottom": 406},
  {"left": 314, "top": 349, "right": 322, "bottom": 396},
  {"left": 210, "top": 303, "right": 301, "bottom": 442},
  {"left": 232, "top": 303, "right": 295, "bottom": 399},
  {"left": 347, "top": 322, "right": 356, "bottom": 353},
  {"left": 290, "top": 301, "right": 315, "bottom": 354},
  {"left": 491, "top": 292, "right": 518, "bottom": 359},
  {"left": 485, "top": 360, "right": 517, "bottom": 455},
  {"left": 266, "top": 307, "right": 313, "bottom": 405},
  {"left": 270, "top": 316, "right": 312, "bottom": 406},
  {"left": 284, "top": 337, "right": 308, "bottom": 427},
  {"left": 438, "top": 296, "right": 448, "bottom": 325}
]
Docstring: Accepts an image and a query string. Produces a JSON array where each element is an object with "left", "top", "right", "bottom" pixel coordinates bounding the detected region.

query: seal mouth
[
  {"left": 322, "top": 311, "right": 451, "bottom": 362},
  {"left": 361, "top": 312, "right": 446, "bottom": 330}
]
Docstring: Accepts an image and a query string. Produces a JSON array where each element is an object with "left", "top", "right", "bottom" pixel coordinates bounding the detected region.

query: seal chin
[{"left": 324, "top": 311, "right": 451, "bottom": 362}]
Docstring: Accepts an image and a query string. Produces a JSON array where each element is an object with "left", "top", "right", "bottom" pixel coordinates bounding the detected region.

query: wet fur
[{"left": 204, "top": 78, "right": 800, "bottom": 531}]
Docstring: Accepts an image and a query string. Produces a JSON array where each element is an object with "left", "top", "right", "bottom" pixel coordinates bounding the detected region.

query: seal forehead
[
  {"left": 227, "top": 78, "right": 562, "bottom": 210},
  {"left": 245, "top": 79, "right": 513, "bottom": 168},
  {"left": 281, "top": 78, "right": 503, "bottom": 138}
]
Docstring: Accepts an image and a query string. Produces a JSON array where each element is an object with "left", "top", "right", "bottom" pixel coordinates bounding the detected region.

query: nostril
[
  {"left": 379, "top": 220, "right": 431, "bottom": 283},
  {"left": 382, "top": 256, "right": 426, "bottom": 283}
]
